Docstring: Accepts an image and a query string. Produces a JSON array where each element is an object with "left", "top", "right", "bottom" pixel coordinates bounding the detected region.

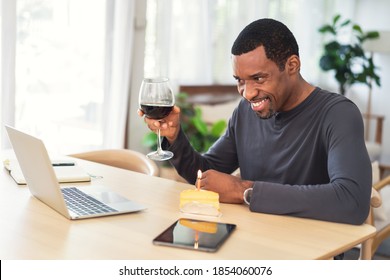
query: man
[{"left": 139, "top": 18, "right": 371, "bottom": 225}]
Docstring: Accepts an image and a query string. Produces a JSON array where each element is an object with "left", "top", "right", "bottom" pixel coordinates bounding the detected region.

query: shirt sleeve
[{"left": 163, "top": 114, "right": 240, "bottom": 184}]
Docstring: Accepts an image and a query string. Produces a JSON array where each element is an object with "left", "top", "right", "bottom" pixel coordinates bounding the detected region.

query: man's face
[{"left": 232, "top": 46, "right": 292, "bottom": 119}]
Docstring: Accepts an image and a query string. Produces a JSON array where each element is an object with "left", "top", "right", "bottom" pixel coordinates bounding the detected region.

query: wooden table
[{"left": 0, "top": 152, "right": 375, "bottom": 260}]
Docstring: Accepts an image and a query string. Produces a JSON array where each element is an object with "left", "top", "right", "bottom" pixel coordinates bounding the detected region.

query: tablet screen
[{"left": 152, "top": 218, "right": 236, "bottom": 252}]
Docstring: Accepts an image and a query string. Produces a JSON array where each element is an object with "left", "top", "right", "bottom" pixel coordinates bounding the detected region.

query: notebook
[
  {"left": 4, "top": 158, "right": 91, "bottom": 185},
  {"left": 5, "top": 125, "right": 146, "bottom": 219}
]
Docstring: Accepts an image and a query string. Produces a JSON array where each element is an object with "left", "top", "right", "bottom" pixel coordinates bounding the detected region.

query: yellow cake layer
[
  {"left": 180, "top": 219, "right": 217, "bottom": 233},
  {"left": 179, "top": 189, "right": 220, "bottom": 210}
]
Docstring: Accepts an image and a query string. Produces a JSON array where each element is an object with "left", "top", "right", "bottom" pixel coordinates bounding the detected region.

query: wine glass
[{"left": 139, "top": 77, "right": 175, "bottom": 161}]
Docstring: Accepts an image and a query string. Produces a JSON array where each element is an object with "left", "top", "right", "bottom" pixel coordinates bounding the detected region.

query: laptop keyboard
[{"left": 61, "top": 187, "right": 118, "bottom": 216}]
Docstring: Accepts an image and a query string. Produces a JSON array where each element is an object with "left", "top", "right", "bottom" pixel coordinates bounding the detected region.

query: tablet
[{"left": 152, "top": 218, "right": 236, "bottom": 252}]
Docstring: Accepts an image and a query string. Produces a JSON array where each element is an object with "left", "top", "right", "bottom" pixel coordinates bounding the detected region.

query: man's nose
[{"left": 242, "top": 80, "right": 257, "bottom": 101}]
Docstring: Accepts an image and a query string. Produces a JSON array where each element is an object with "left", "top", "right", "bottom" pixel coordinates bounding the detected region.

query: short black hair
[{"left": 231, "top": 18, "right": 299, "bottom": 71}]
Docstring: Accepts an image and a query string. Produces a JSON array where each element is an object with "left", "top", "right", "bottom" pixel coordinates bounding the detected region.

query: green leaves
[
  {"left": 318, "top": 24, "right": 335, "bottom": 35},
  {"left": 188, "top": 106, "right": 227, "bottom": 152},
  {"left": 318, "top": 14, "right": 381, "bottom": 95},
  {"left": 191, "top": 107, "right": 208, "bottom": 136},
  {"left": 318, "top": 14, "right": 350, "bottom": 35},
  {"left": 210, "top": 120, "right": 227, "bottom": 137},
  {"left": 142, "top": 131, "right": 157, "bottom": 151}
]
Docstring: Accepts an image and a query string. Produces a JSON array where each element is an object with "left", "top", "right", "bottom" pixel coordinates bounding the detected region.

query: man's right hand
[{"left": 138, "top": 105, "right": 181, "bottom": 144}]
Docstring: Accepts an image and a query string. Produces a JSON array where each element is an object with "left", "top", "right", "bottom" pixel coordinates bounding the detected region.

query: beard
[{"left": 254, "top": 102, "right": 276, "bottom": 119}]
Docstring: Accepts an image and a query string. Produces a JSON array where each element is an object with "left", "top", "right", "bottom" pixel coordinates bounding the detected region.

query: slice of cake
[{"left": 180, "top": 189, "right": 220, "bottom": 216}]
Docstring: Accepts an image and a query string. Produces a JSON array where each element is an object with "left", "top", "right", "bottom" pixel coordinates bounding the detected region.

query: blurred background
[{"left": 1, "top": 0, "right": 389, "bottom": 157}]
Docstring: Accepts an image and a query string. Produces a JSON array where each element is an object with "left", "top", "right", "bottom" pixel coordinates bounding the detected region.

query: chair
[
  {"left": 360, "top": 162, "right": 390, "bottom": 259},
  {"left": 69, "top": 149, "right": 159, "bottom": 176},
  {"left": 363, "top": 113, "right": 385, "bottom": 161},
  {"left": 362, "top": 113, "right": 385, "bottom": 145}
]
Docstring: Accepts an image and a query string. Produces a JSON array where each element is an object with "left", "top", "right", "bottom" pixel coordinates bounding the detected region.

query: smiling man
[{"left": 140, "top": 18, "right": 372, "bottom": 226}]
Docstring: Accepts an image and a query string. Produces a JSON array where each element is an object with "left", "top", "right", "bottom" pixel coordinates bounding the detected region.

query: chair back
[
  {"left": 362, "top": 113, "right": 384, "bottom": 144},
  {"left": 69, "top": 149, "right": 159, "bottom": 176},
  {"left": 359, "top": 161, "right": 390, "bottom": 259}
]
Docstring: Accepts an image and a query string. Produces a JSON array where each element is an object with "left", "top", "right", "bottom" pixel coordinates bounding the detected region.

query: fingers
[
  {"left": 197, "top": 171, "right": 209, "bottom": 190},
  {"left": 137, "top": 108, "right": 144, "bottom": 117},
  {"left": 145, "top": 118, "right": 174, "bottom": 130},
  {"left": 172, "top": 105, "right": 181, "bottom": 114},
  {"left": 197, "top": 177, "right": 207, "bottom": 190},
  {"left": 139, "top": 105, "right": 180, "bottom": 140}
]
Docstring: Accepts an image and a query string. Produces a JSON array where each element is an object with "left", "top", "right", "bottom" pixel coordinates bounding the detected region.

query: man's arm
[{"left": 163, "top": 126, "right": 239, "bottom": 183}]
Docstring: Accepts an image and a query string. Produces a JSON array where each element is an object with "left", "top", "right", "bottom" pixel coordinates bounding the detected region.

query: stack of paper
[{"left": 3, "top": 158, "right": 91, "bottom": 185}]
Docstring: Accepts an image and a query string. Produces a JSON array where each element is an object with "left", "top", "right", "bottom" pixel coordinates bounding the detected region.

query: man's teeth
[{"left": 252, "top": 98, "right": 268, "bottom": 106}]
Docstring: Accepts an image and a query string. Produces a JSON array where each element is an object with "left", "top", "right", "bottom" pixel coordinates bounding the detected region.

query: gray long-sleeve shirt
[{"left": 165, "top": 87, "right": 372, "bottom": 225}]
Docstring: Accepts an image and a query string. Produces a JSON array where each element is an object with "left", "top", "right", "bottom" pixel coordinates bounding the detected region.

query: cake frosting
[{"left": 179, "top": 189, "right": 220, "bottom": 216}]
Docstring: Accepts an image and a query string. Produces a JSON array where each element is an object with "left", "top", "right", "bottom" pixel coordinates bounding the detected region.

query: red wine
[{"left": 140, "top": 104, "right": 173, "bottom": 119}]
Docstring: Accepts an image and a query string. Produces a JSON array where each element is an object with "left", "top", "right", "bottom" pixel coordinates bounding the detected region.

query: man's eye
[
  {"left": 254, "top": 77, "right": 264, "bottom": 82},
  {"left": 235, "top": 78, "right": 244, "bottom": 85}
]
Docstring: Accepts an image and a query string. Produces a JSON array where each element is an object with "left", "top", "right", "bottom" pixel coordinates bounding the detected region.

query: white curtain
[
  {"left": 0, "top": 0, "right": 137, "bottom": 151},
  {"left": 144, "top": 0, "right": 358, "bottom": 88},
  {"left": 0, "top": 0, "right": 16, "bottom": 149},
  {"left": 103, "top": 0, "right": 135, "bottom": 148}
]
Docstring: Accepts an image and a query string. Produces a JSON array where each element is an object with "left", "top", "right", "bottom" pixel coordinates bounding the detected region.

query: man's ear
[{"left": 286, "top": 55, "right": 300, "bottom": 74}]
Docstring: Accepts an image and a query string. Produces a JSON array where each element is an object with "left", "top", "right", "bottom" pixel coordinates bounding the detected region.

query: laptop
[{"left": 5, "top": 125, "right": 146, "bottom": 219}]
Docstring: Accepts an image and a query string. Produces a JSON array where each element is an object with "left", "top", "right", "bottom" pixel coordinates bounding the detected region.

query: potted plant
[{"left": 318, "top": 14, "right": 381, "bottom": 95}]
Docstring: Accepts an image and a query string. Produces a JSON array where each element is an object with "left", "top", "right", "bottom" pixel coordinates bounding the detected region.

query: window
[{"left": 15, "top": 0, "right": 106, "bottom": 154}]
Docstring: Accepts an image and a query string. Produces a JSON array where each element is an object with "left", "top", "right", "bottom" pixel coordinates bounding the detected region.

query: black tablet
[{"left": 152, "top": 218, "right": 236, "bottom": 252}]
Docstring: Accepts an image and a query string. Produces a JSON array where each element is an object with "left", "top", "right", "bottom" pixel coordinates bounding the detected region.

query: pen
[{"left": 52, "top": 162, "right": 75, "bottom": 166}]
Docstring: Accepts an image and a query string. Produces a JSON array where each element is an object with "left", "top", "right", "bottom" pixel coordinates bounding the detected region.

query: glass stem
[{"left": 156, "top": 128, "right": 163, "bottom": 155}]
